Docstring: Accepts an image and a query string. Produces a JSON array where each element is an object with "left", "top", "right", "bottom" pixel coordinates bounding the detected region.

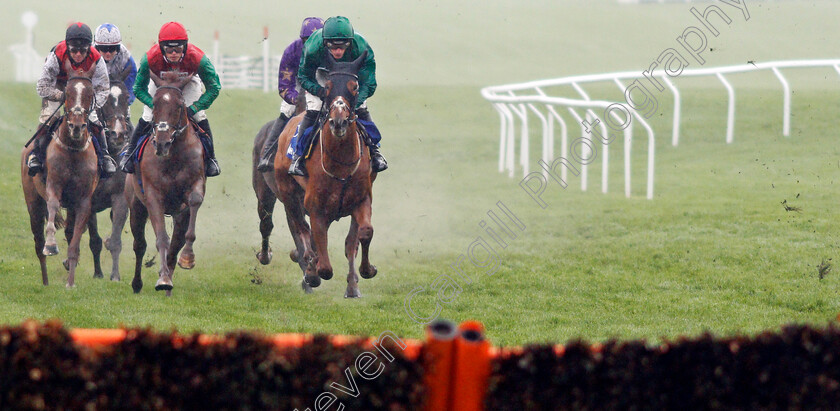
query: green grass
[{"left": 2, "top": 78, "right": 840, "bottom": 346}]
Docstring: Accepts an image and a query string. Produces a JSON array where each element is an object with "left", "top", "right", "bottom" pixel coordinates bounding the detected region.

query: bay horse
[
  {"left": 20, "top": 61, "right": 100, "bottom": 287},
  {"left": 62, "top": 77, "right": 133, "bottom": 281},
  {"left": 125, "top": 71, "right": 206, "bottom": 295},
  {"left": 253, "top": 52, "right": 378, "bottom": 298}
]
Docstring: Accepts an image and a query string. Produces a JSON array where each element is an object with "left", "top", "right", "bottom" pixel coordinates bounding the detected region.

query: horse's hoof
[
  {"left": 110, "top": 274, "right": 121, "bottom": 282},
  {"left": 43, "top": 245, "right": 59, "bottom": 256},
  {"left": 301, "top": 279, "right": 313, "bottom": 294},
  {"left": 304, "top": 275, "right": 321, "bottom": 288},
  {"left": 318, "top": 267, "right": 333, "bottom": 281},
  {"left": 344, "top": 289, "right": 362, "bottom": 298},
  {"left": 93, "top": 271, "right": 104, "bottom": 279},
  {"left": 178, "top": 254, "right": 195, "bottom": 270},
  {"left": 289, "top": 249, "right": 299, "bottom": 263},
  {"left": 65, "top": 282, "right": 76, "bottom": 289},
  {"left": 256, "top": 249, "right": 272, "bottom": 265},
  {"left": 360, "top": 265, "right": 378, "bottom": 279},
  {"left": 132, "top": 279, "right": 143, "bottom": 294},
  {"left": 154, "top": 276, "right": 173, "bottom": 291},
  {"left": 62, "top": 259, "right": 70, "bottom": 271}
]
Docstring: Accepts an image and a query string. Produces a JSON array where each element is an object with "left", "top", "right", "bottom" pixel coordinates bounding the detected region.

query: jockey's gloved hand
[
  {"left": 49, "top": 89, "right": 64, "bottom": 101},
  {"left": 316, "top": 87, "right": 327, "bottom": 100},
  {"left": 187, "top": 105, "right": 196, "bottom": 119}
]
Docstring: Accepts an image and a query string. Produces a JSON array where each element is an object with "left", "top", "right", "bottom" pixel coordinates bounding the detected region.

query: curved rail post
[
  {"left": 716, "top": 72, "right": 736, "bottom": 144},
  {"left": 770, "top": 67, "right": 791, "bottom": 137},
  {"left": 546, "top": 105, "right": 569, "bottom": 182},
  {"left": 661, "top": 75, "right": 681, "bottom": 146},
  {"left": 527, "top": 103, "right": 550, "bottom": 179}
]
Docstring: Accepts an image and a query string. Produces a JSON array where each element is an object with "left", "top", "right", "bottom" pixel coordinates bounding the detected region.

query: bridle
[
  {"left": 151, "top": 85, "right": 188, "bottom": 143},
  {"left": 320, "top": 94, "right": 362, "bottom": 180},
  {"left": 54, "top": 76, "right": 94, "bottom": 152}
]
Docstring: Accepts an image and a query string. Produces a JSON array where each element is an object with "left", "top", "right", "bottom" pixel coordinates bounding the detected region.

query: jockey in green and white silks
[
  {"left": 119, "top": 21, "right": 222, "bottom": 177},
  {"left": 288, "top": 16, "right": 387, "bottom": 176}
]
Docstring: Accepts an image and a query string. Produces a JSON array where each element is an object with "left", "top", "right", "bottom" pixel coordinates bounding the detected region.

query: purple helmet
[{"left": 300, "top": 17, "right": 324, "bottom": 39}]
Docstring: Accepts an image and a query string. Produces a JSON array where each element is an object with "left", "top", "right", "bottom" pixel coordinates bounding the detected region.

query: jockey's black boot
[
  {"left": 257, "top": 113, "right": 290, "bottom": 172},
  {"left": 356, "top": 108, "right": 388, "bottom": 173},
  {"left": 197, "top": 119, "right": 221, "bottom": 177},
  {"left": 89, "top": 121, "right": 116, "bottom": 178},
  {"left": 26, "top": 123, "right": 51, "bottom": 176},
  {"left": 288, "top": 110, "right": 319, "bottom": 176},
  {"left": 119, "top": 118, "right": 151, "bottom": 174}
]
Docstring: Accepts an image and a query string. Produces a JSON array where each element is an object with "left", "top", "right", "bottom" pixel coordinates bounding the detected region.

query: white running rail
[{"left": 481, "top": 59, "right": 840, "bottom": 199}]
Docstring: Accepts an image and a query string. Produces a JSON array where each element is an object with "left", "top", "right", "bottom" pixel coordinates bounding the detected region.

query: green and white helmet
[{"left": 322, "top": 16, "right": 354, "bottom": 44}]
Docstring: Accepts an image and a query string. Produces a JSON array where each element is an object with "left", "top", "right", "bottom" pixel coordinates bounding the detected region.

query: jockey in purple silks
[{"left": 256, "top": 17, "right": 324, "bottom": 172}]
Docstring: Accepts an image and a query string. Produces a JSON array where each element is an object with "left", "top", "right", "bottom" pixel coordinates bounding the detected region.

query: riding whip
[{"left": 24, "top": 101, "right": 65, "bottom": 148}]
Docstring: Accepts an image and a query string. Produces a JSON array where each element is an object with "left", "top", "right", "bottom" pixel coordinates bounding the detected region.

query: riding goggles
[
  {"left": 68, "top": 45, "right": 89, "bottom": 55},
  {"left": 95, "top": 45, "right": 120, "bottom": 53},
  {"left": 325, "top": 40, "right": 350, "bottom": 49}
]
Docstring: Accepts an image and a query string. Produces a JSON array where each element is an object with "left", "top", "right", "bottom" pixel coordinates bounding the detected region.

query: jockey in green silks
[{"left": 288, "top": 16, "right": 387, "bottom": 176}]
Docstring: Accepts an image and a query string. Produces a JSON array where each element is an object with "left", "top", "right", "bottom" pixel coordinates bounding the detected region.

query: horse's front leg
[
  {"left": 255, "top": 183, "right": 277, "bottom": 265},
  {"left": 281, "top": 193, "right": 313, "bottom": 293},
  {"left": 106, "top": 189, "right": 129, "bottom": 281},
  {"left": 144, "top": 192, "right": 172, "bottom": 292},
  {"left": 168, "top": 210, "right": 190, "bottom": 277},
  {"left": 25, "top": 195, "right": 49, "bottom": 285},
  {"left": 177, "top": 187, "right": 204, "bottom": 270},
  {"left": 128, "top": 196, "right": 148, "bottom": 293},
  {"left": 344, "top": 217, "right": 361, "bottom": 298},
  {"left": 87, "top": 213, "right": 104, "bottom": 279},
  {"left": 43, "top": 186, "right": 63, "bottom": 256},
  {"left": 355, "top": 196, "right": 377, "bottom": 280},
  {"left": 66, "top": 196, "right": 93, "bottom": 288},
  {"left": 309, "top": 213, "right": 333, "bottom": 287}
]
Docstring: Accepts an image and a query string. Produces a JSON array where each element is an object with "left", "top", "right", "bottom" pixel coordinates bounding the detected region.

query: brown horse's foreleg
[
  {"left": 106, "top": 190, "right": 129, "bottom": 281},
  {"left": 26, "top": 197, "right": 49, "bottom": 285},
  {"left": 355, "top": 196, "right": 377, "bottom": 280},
  {"left": 66, "top": 197, "right": 93, "bottom": 288},
  {"left": 177, "top": 189, "right": 204, "bottom": 270},
  {"left": 144, "top": 193, "right": 172, "bottom": 292},
  {"left": 62, "top": 209, "right": 76, "bottom": 271},
  {"left": 129, "top": 197, "right": 148, "bottom": 293},
  {"left": 168, "top": 210, "right": 190, "bottom": 274},
  {"left": 344, "top": 217, "right": 361, "bottom": 298},
  {"left": 256, "top": 185, "right": 277, "bottom": 265},
  {"left": 310, "top": 214, "right": 333, "bottom": 286},
  {"left": 43, "top": 188, "right": 62, "bottom": 256},
  {"left": 281, "top": 193, "right": 314, "bottom": 293},
  {"left": 87, "top": 213, "right": 104, "bottom": 279}
]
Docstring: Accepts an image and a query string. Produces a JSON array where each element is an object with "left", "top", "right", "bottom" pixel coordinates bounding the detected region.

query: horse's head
[
  {"left": 62, "top": 61, "right": 96, "bottom": 144},
  {"left": 323, "top": 51, "right": 367, "bottom": 140},
  {"left": 149, "top": 71, "right": 190, "bottom": 158},
  {"left": 101, "top": 82, "right": 130, "bottom": 149}
]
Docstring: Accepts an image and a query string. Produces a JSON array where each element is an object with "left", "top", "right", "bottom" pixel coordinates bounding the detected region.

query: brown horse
[
  {"left": 21, "top": 62, "right": 100, "bottom": 287},
  {"left": 125, "top": 72, "right": 206, "bottom": 295},
  {"left": 62, "top": 79, "right": 133, "bottom": 281},
  {"left": 253, "top": 52, "right": 377, "bottom": 298}
]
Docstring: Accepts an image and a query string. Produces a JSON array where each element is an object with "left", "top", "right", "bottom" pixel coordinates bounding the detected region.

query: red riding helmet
[{"left": 158, "top": 21, "right": 188, "bottom": 56}]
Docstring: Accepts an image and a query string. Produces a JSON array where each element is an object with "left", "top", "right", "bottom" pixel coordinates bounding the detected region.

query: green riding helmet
[{"left": 322, "top": 16, "right": 354, "bottom": 43}]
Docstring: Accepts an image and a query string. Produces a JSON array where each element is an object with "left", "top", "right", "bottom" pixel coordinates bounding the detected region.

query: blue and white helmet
[{"left": 94, "top": 23, "right": 122, "bottom": 46}]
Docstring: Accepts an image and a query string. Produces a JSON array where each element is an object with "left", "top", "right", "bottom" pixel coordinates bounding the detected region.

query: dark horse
[
  {"left": 125, "top": 72, "right": 206, "bottom": 296},
  {"left": 253, "top": 52, "right": 378, "bottom": 298},
  {"left": 63, "top": 77, "right": 133, "bottom": 281},
  {"left": 21, "top": 61, "right": 100, "bottom": 287}
]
